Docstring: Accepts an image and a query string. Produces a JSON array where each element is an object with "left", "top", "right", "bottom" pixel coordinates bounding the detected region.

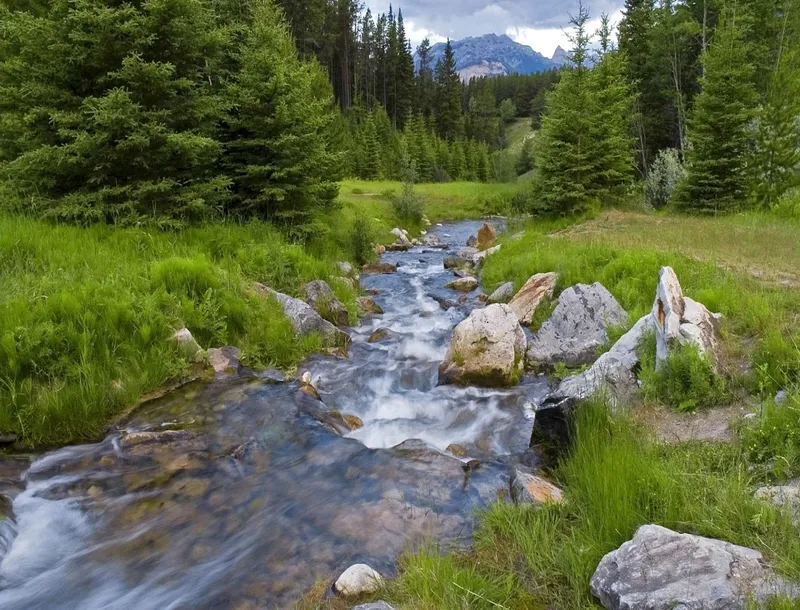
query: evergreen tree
[
  {"left": 0, "top": 0, "right": 230, "bottom": 224},
  {"left": 360, "top": 112, "right": 381, "bottom": 179},
  {"left": 517, "top": 137, "right": 535, "bottom": 175},
  {"left": 219, "top": 0, "right": 342, "bottom": 230},
  {"left": 677, "top": 8, "right": 759, "bottom": 213},
  {"left": 416, "top": 38, "right": 435, "bottom": 118},
  {"left": 530, "top": 4, "right": 596, "bottom": 215},
  {"left": 434, "top": 40, "right": 463, "bottom": 141},
  {"left": 394, "top": 9, "right": 415, "bottom": 127}
]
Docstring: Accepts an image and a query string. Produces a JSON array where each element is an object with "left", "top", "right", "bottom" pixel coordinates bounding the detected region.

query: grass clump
[
  {"left": 384, "top": 399, "right": 800, "bottom": 610},
  {"left": 640, "top": 336, "right": 728, "bottom": 412},
  {"left": 742, "top": 390, "right": 800, "bottom": 481},
  {"left": 0, "top": 215, "right": 354, "bottom": 447}
]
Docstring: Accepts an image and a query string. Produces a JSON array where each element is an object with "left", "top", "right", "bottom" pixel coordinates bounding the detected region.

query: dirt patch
[{"left": 634, "top": 403, "right": 751, "bottom": 444}]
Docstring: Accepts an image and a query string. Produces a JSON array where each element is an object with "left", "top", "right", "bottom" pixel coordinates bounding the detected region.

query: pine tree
[
  {"left": 360, "top": 113, "right": 381, "bottom": 179},
  {"left": 0, "top": 0, "right": 230, "bottom": 225},
  {"left": 394, "top": 9, "right": 415, "bottom": 127},
  {"left": 434, "top": 40, "right": 463, "bottom": 141},
  {"left": 677, "top": 8, "right": 759, "bottom": 213},
  {"left": 530, "top": 4, "right": 596, "bottom": 215},
  {"left": 416, "top": 38, "right": 435, "bottom": 118}
]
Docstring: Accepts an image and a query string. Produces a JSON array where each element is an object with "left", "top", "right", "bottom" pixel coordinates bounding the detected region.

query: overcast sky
[{"left": 363, "top": 1, "right": 625, "bottom": 57}]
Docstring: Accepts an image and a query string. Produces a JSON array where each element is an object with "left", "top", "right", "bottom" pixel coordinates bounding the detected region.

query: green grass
[
  {"left": 503, "top": 118, "right": 535, "bottom": 158},
  {"left": 381, "top": 400, "right": 800, "bottom": 610},
  {"left": 0, "top": 214, "right": 359, "bottom": 447}
]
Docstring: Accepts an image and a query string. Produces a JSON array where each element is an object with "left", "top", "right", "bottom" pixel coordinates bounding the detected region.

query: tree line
[{"left": 522, "top": 0, "right": 800, "bottom": 216}]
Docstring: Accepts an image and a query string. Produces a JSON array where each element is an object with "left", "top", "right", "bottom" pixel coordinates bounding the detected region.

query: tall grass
[
  {"left": 385, "top": 400, "right": 800, "bottom": 609},
  {"left": 0, "top": 215, "right": 357, "bottom": 447}
]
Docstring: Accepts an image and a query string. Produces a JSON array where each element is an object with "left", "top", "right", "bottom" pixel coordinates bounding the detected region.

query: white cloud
[
  {"left": 508, "top": 9, "right": 623, "bottom": 57},
  {"left": 404, "top": 19, "right": 447, "bottom": 49}
]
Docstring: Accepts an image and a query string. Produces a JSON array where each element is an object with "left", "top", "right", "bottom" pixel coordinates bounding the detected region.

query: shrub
[
  {"left": 348, "top": 216, "right": 375, "bottom": 266},
  {"left": 644, "top": 148, "right": 685, "bottom": 209},
  {"left": 640, "top": 335, "right": 728, "bottom": 412},
  {"left": 392, "top": 183, "right": 424, "bottom": 224}
]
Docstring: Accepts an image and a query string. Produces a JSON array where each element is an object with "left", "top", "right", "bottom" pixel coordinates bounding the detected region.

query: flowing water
[{"left": 0, "top": 220, "right": 550, "bottom": 609}]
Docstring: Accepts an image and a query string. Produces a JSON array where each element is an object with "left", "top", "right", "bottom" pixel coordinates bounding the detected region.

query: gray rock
[
  {"left": 301, "top": 280, "right": 349, "bottom": 326},
  {"left": 390, "top": 227, "right": 411, "bottom": 246},
  {"left": 422, "top": 234, "right": 447, "bottom": 248},
  {"left": 591, "top": 524, "right": 799, "bottom": 610},
  {"left": 336, "top": 261, "right": 354, "bottom": 276},
  {"left": 466, "top": 234, "right": 478, "bottom": 247},
  {"left": 334, "top": 563, "right": 384, "bottom": 596},
  {"left": 170, "top": 328, "right": 202, "bottom": 359},
  {"left": 755, "top": 479, "right": 800, "bottom": 526},
  {"left": 444, "top": 255, "right": 473, "bottom": 270},
  {"left": 352, "top": 602, "right": 396, "bottom": 610},
  {"left": 775, "top": 390, "right": 789, "bottom": 405},
  {"left": 439, "top": 304, "right": 526, "bottom": 387},
  {"left": 457, "top": 246, "right": 479, "bottom": 260},
  {"left": 254, "top": 284, "right": 351, "bottom": 348},
  {"left": 472, "top": 244, "right": 502, "bottom": 265},
  {"left": 207, "top": 346, "right": 241, "bottom": 375},
  {"left": 362, "top": 262, "right": 397, "bottom": 275},
  {"left": 357, "top": 296, "right": 384, "bottom": 315},
  {"left": 527, "top": 283, "right": 628, "bottom": 368},
  {"left": 445, "top": 276, "right": 479, "bottom": 291},
  {"left": 488, "top": 281, "right": 515, "bottom": 304}
]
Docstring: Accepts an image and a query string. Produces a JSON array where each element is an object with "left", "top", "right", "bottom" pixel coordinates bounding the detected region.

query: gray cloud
[{"left": 364, "top": 0, "right": 625, "bottom": 43}]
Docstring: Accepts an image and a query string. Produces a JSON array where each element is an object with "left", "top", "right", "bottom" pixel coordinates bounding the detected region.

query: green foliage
[
  {"left": 0, "top": 214, "right": 351, "bottom": 446},
  {"left": 516, "top": 136, "right": 534, "bottom": 176},
  {"left": 434, "top": 40, "right": 463, "bottom": 142},
  {"left": 347, "top": 216, "right": 375, "bottom": 266},
  {"left": 645, "top": 148, "right": 686, "bottom": 208},
  {"left": 640, "top": 335, "right": 728, "bottom": 412},
  {"left": 498, "top": 98, "right": 517, "bottom": 124},
  {"left": 742, "top": 391, "right": 800, "bottom": 481},
  {"left": 677, "top": 9, "right": 760, "bottom": 213}
]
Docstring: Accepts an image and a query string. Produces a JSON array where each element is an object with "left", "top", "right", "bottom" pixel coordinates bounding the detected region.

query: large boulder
[
  {"left": 333, "top": 563, "right": 384, "bottom": 597},
  {"left": 591, "top": 524, "right": 799, "bottom": 610},
  {"left": 488, "top": 281, "right": 515, "bottom": 304},
  {"left": 508, "top": 272, "right": 558, "bottom": 325},
  {"left": 438, "top": 304, "right": 526, "bottom": 387},
  {"left": 477, "top": 222, "right": 497, "bottom": 250},
  {"left": 527, "top": 283, "right": 628, "bottom": 368},
  {"left": 472, "top": 244, "right": 501, "bottom": 265},
  {"left": 254, "top": 284, "right": 351, "bottom": 349},
  {"left": 756, "top": 479, "right": 800, "bottom": 527},
  {"left": 300, "top": 280, "right": 349, "bottom": 326},
  {"left": 653, "top": 267, "right": 721, "bottom": 371}
]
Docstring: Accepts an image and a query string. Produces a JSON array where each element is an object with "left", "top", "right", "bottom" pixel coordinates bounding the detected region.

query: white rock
[
  {"left": 334, "top": 563, "right": 384, "bottom": 597},
  {"left": 488, "top": 281, "right": 515, "bottom": 304},
  {"left": 390, "top": 228, "right": 411, "bottom": 246},
  {"left": 170, "top": 328, "right": 202, "bottom": 359},
  {"left": 756, "top": 479, "right": 800, "bottom": 526},
  {"left": 207, "top": 346, "right": 240, "bottom": 374},
  {"left": 445, "top": 276, "right": 478, "bottom": 292},
  {"left": 508, "top": 272, "right": 558, "bottom": 325}
]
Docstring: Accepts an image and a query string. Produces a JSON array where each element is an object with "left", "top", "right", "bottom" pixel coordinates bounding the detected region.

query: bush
[
  {"left": 392, "top": 183, "right": 425, "bottom": 224},
  {"left": 644, "top": 148, "right": 685, "bottom": 209},
  {"left": 348, "top": 216, "right": 375, "bottom": 266},
  {"left": 640, "top": 335, "right": 728, "bottom": 412}
]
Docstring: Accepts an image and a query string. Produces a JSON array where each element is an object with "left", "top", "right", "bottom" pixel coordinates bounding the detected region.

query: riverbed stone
[
  {"left": 755, "top": 479, "right": 800, "bottom": 526},
  {"left": 444, "top": 255, "right": 473, "bottom": 270},
  {"left": 334, "top": 563, "right": 384, "bottom": 596},
  {"left": 362, "top": 262, "right": 397, "bottom": 275},
  {"left": 390, "top": 228, "right": 411, "bottom": 246},
  {"left": 422, "top": 234, "right": 447, "bottom": 248},
  {"left": 488, "top": 282, "right": 515, "bottom": 304},
  {"left": 300, "top": 372, "right": 322, "bottom": 401},
  {"left": 457, "top": 246, "right": 479, "bottom": 260},
  {"left": 368, "top": 327, "right": 398, "bottom": 343},
  {"left": 255, "top": 284, "right": 351, "bottom": 348},
  {"left": 590, "top": 524, "right": 799, "bottom": 610},
  {"left": 527, "top": 283, "right": 628, "bottom": 368},
  {"left": 207, "top": 346, "right": 241, "bottom": 375},
  {"left": 374, "top": 244, "right": 386, "bottom": 255},
  {"left": 510, "top": 470, "right": 564, "bottom": 506},
  {"left": 477, "top": 222, "right": 497, "bottom": 250},
  {"left": 357, "top": 296, "right": 384, "bottom": 316},
  {"left": 472, "top": 244, "right": 501, "bottom": 264},
  {"left": 301, "top": 280, "right": 349, "bottom": 326},
  {"left": 336, "top": 261, "right": 354, "bottom": 276},
  {"left": 445, "top": 276, "right": 479, "bottom": 292},
  {"left": 439, "top": 303, "right": 526, "bottom": 387},
  {"left": 466, "top": 234, "right": 478, "bottom": 247},
  {"left": 508, "top": 272, "right": 558, "bottom": 325}
]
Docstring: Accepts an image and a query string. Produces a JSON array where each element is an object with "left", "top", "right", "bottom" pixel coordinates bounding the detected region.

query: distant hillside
[{"left": 416, "top": 33, "right": 561, "bottom": 81}]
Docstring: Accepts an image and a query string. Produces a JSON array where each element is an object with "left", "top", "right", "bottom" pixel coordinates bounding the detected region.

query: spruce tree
[
  {"left": 0, "top": 0, "right": 230, "bottom": 224},
  {"left": 434, "top": 40, "right": 463, "bottom": 141},
  {"left": 360, "top": 113, "right": 381, "bottom": 179},
  {"left": 416, "top": 38, "right": 435, "bottom": 118},
  {"left": 677, "top": 9, "right": 759, "bottom": 213}
]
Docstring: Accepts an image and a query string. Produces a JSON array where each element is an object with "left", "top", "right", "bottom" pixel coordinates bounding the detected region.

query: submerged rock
[
  {"left": 255, "top": 284, "right": 351, "bottom": 349},
  {"left": 510, "top": 470, "right": 564, "bottom": 506},
  {"left": 357, "top": 296, "right": 384, "bottom": 315},
  {"left": 301, "top": 280, "right": 350, "bottom": 327},
  {"left": 300, "top": 371, "right": 322, "bottom": 401},
  {"left": 508, "top": 272, "right": 558, "bottom": 325},
  {"left": 439, "top": 304, "right": 526, "bottom": 387},
  {"left": 119, "top": 429, "right": 196, "bottom": 450},
  {"left": 445, "top": 276, "right": 479, "bottom": 292},
  {"left": 362, "top": 262, "right": 397, "bottom": 275},
  {"left": 527, "top": 283, "right": 628, "bottom": 368},
  {"left": 487, "top": 281, "right": 514, "bottom": 304},
  {"left": 334, "top": 563, "right": 384, "bottom": 596},
  {"left": 368, "top": 328, "right": 398, "bottom": 343},
  {"left": 477, "top": 222, "right": 497, "bottom": 250},
  {"left": 591, "top": 524, "right": 799, "bottom": 610}
]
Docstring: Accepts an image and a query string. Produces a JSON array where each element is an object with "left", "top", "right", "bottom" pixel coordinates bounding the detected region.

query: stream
[{"left": 0, "top": 220, "right": 550, "bottom": 609}]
